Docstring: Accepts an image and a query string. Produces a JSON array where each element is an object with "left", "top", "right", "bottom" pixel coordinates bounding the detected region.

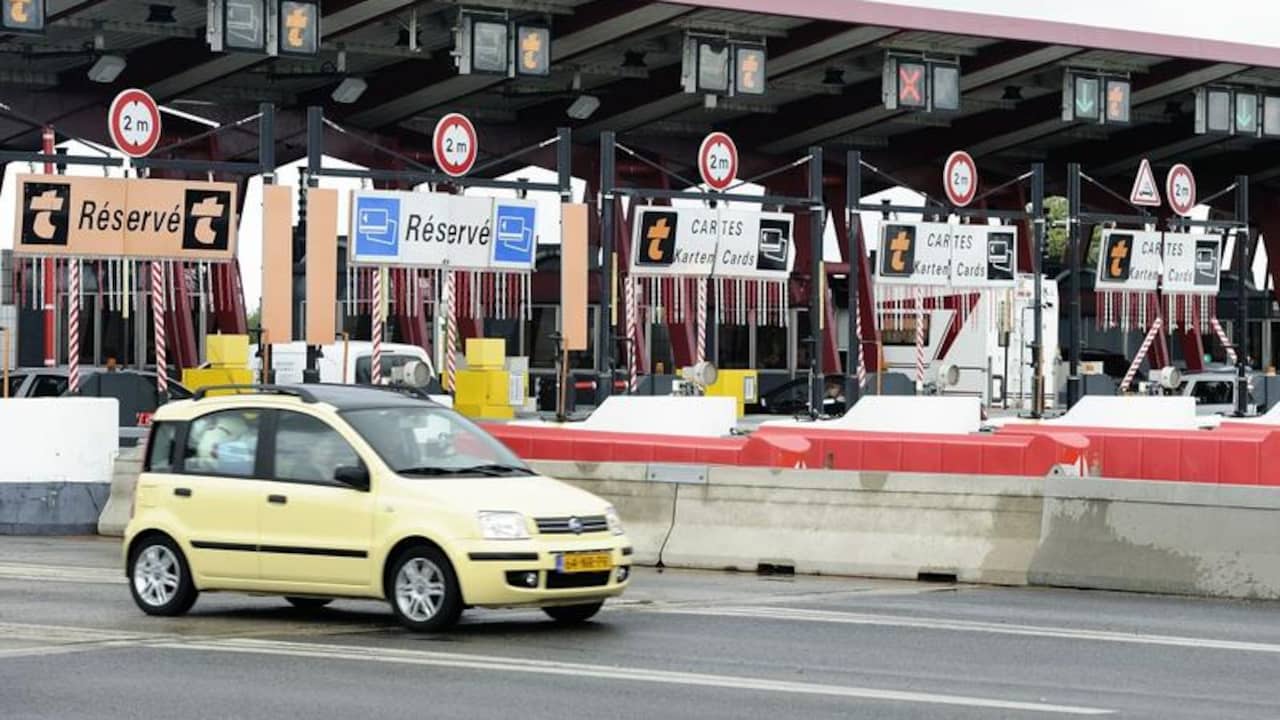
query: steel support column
[
  {"left": 808, "top": 146, "right": 825, "bottom": 414},
  {"left": 597, "top": 132, "right": 617, "bottom": 403},
  {"left": 1236, "top": 174, "right": 1251, "bottom": 416},
  {"left": 1066, "top": 163, "right": 1082, "bottom": 408}
]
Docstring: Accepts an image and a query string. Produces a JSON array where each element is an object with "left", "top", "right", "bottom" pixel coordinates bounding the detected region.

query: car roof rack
[
  {"left": 308, "top": 382, "right": 440, "bottom": 403},
  {"left": 191, "top": 384, "right": 317, "bottom": 403}
]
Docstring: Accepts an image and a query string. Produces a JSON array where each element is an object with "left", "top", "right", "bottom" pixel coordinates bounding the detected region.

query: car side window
[
  {"left": 1192, "top": 381, "right": 1232, "bottom": 406},
  {"left": 145, "top": 422, "right": 179, "bottom": 473},
  {"left": 273, "top": 411, "right": 362, "bottom": 486},
  {"left": 4, "top": 374, "right": 25, "bottom": 396},
  {"left": 30, "top": 375, "right": 68, "bottom": 397},
  {"left": 183, "top": 410, "right": 262, "bottom": 477}
]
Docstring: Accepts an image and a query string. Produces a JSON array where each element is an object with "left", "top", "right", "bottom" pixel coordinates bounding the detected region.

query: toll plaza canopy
[{"left": 2, "top": 0, "right": 1279, "bottom": 202}]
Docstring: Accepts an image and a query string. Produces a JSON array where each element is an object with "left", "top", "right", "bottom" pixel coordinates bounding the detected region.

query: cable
[{"left": 654, "top": 483, "right": 680, "bottom": 572}]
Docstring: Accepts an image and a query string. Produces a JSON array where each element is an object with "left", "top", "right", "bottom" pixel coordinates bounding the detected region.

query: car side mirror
[{"left": 334, "top": 464, "right": 370, "bottom": 491}]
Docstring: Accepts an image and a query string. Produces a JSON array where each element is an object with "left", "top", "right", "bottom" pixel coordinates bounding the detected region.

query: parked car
[
  {"left": 124, "top": 384, "right": 631, "bottom": 631},
  {"left": 1176, "top": 369, "right": 1262, "bottom": 416},
  {"left": 746, "top": 374, "right": 848, "bottom": 416}
]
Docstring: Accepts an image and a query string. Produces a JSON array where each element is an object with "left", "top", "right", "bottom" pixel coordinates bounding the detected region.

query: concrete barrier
[
  {"left": 0, "top": 398, "right": 118, "bottom": 534},
  {"left": 763, "top": 396, "right": 983, "bottom": 435},
  {"left": 97, "top": 446, "right": 144, "bottom": 537},
  {"left": 1030, "top": 476, "right": 1280, "bottom": 599}
]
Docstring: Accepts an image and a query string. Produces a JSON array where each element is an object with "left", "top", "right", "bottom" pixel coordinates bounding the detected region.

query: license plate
[{"left": 557, "top": 552, "right": 612, "bottom": 574}]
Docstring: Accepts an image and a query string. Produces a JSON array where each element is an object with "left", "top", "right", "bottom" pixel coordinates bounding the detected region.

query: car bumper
[{"left": 453, "top": 535, "right": 633, "bottom": 608}]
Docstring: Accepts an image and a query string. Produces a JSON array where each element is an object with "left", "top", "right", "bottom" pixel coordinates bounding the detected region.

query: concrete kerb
[
  {"left": 1031, "top": 476, "right": 1280, "bottom": 599},
  {"left": 98, "top": 446, "right": 144, "bottom": 537}
]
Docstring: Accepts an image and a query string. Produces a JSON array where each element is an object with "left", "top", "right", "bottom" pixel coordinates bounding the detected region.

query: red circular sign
[
  {"left": 108, "top": 89, "right": 162, "bottom": 158},
  {"left": 698, "top": 132, "right": 738, "bottom": 192},
  {"left": 943, "top": 151, "right": 978, "bottom": 207},
  {"left": 1165, "top": 163, "right": 1197, "bottom": 217},
  {"left": 432, "top": 113, "right": 478, "bottom": 178}
]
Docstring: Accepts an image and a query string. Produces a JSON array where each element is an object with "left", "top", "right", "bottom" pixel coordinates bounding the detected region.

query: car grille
[
  {"left": 535, "top": 515, "right": 608, "bottom": 535},
  {"left": 545, "top": 571, "right": 611, "bottom": 589}
]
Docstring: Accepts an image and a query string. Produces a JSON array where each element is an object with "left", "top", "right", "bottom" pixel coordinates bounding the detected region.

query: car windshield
[{"left": 342, "top": 406, "right": 530, "bottom": 477}]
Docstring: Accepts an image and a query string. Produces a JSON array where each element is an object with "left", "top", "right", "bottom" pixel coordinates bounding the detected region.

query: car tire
[
  {"left": 387, "top": 545, "right": 463, "bottom": 632},
  {"left": 543, "top": 601, "right": 604, "bottom": 624},
  {"left": 128, "top": 534, "right": 198, "bottom": 617},
  {"left": 285, "top": 597, "right": 333, "bottom": 611}
]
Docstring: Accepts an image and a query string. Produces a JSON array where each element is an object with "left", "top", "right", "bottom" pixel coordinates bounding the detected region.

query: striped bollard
[
  {"left": 68, "top": 262, "right": 80, "bottom": 392},
  {"left": 696, "top": 278, "right": 707, "bottom": 365},
  {"left": 152, "top": 261, "right": 167, "bottom": 397},
  {"left": 626, "top": 276, "right": 638, "bottom": 393},
  {"left": 371, "top": 268, "right": 384, "bottom": 385},
  {"left": 1119, "top": 318, "right": 1163, "bottom": 393},
  {"left": 445, "top": 270, "right": 457, "bottom": 393},
  {"left": 855, "top": 308, "right": 867, "bottom": 388},
  {"left": 1210, "top": 317, "right": 1238, "bottom": 365},
  {"left": 914, "top": 288, "right": 925, "bottom": 390}
]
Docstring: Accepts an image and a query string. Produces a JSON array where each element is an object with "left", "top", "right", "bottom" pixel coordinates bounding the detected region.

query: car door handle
[
  {"left": 174, "top": 487, "right": 192, "bottom": 498},
  {"left": 267, "top": 494, "right": 288, "bottom": 505}
]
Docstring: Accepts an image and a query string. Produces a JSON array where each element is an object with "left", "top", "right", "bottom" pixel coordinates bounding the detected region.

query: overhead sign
[
  {"left": 876, "top": 222, "right": 1018, "bottom": 288},
  {"left": 698, "top": 132, "right": 738, "bottom": 192},
  {"left": 1, "top": 0, "right": 44, "bottom": 33},
  {"left": 349, "top": 189, "right": 537, "bottom": 270},
  {"left": 222, "top": 0, "right": 266, "bottom": 52},
  {"left": 432, "top": 113, "right": 478, "bottom": 178},
  {"left": 630, "top": 206, "right": 794, "bottom": 279},
  {"left": 943, "top": 151, "right": 978, "bottom": 207},
  {"left": 515, "top": 24, "right": 550, "bottom": 77},
  {"left": 1165, "top": 163, "right": 1197, "bottom": 217},
  {"left": 13, "top": 175, "right": 237, "bottom": 260},
  {"left": 1129, "top": 158, "right": 1162, "bottom": 207},
  {"left": 278, "top": 0, "right": 319, "bottom": 56},
  {"left": 1096, "top": 229, "right": 1161, "bottom": 291},
  {"left": 1162, "top": 233, "right": 1222, "bottom": 294},
  {"left": 108, "top": 89, "right": 162, "bottom": 159}
]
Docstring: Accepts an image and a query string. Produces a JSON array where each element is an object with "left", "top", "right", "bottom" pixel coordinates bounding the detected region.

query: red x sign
[{"left": 898, "top": 62, "right": 925, "bottom": 107}]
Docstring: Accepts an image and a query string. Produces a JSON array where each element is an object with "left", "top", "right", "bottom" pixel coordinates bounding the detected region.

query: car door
[
  {"left": 257, "top": 409, "right": 375, "bottom": 588},
  {"left": 167, "top": 407, "right": 271, "bottom": 582}
]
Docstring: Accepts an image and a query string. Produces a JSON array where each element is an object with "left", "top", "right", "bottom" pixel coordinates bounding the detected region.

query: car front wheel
[
  {"left": 388, "top": 546, "right": 462, "bottom": 632},
  {"left": 128, "top": 535, "right": 197, "bottom": 616},
  {"left": 543, "top": 601, "right": 604, "bottom": 624}
]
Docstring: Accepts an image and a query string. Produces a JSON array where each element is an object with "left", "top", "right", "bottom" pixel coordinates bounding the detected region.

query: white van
[{"left": 249, "top": 341, "right": 437, "bottom": 387}]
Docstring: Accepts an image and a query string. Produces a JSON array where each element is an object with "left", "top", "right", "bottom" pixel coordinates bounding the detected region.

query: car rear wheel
[
  {"left": 128, "top": 535, "right": 197, "bottom": 616},
  {"left": 388, "top": 546, "right": 462, "bottom": 632},
  {"left": 285, "top": 597, "right": 333, "bottom": 611},
  {"left": 543, "top": 601, "right": 604, "bottom": 624}
]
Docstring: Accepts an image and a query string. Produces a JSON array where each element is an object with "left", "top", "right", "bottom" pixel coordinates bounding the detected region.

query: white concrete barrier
[
  {"left": 0, "top": 398, "right": 119, "bottom": 534},
  {"left": 513, "top": 396, "right": 739, "bottom": 437},
  {"left": 763, "top": 395, "right": 983, "bottom": 434},
  {"left": 1030, "top": 477, "right": 1280, "bottom": 599},
  {"left": 1005, "top": 395, "right": 1214, "bottom": 430},
  {"left": 97, "top": 446, "right": 144, "bottom": 537}
]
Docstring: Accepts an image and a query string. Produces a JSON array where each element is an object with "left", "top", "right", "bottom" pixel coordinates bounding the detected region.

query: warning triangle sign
[{"left": 1130, "top": 158, "right": 1162, "bottom": 207}]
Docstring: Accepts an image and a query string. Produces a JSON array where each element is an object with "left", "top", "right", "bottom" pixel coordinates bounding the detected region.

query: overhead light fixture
[
  {"left": 566, "top": 94, "right": 600, "bottom": 120},
  {"left": 621, "top": 50, "right": 646, "bottom": 70},
  {"left": 87, "top": 55, "right": 126, "bottom": 84},
  {"left": 822, "top": 67, "right": 845, "bottom": 86},
  {"left": 331, "top": 77, "right": 367, "bottom": 104},
  {"left": 146, "top": 3, "right": 176, "bottom": 24}
]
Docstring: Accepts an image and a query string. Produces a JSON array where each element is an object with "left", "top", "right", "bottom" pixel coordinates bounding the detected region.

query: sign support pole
[
  {"left": 846, "top": 150, "right": 862, "bottom": 405},
  {"left": 1066, "top": 162, "right": 1083, "bottom": 408},
  {"left": 808, "top": 146, "right": 825, "bottom": 415},
  {"left": 1235, "top": 174, "right": 1250, "bottom": 417},
  {"left": 259, "top": 102, "right": 276, "bottom": 385},
  {"left": 1030, "top": 162, "right": 1045, "bottom": 418},
  {"left": 597, "top": 132, "right": 616, "bottom": 404},
  {"left": 42, "top": 126, "right": 54, "bottom": 368},
  {"left": 302, "top": 106, "right": 323, "bottom": 384}
]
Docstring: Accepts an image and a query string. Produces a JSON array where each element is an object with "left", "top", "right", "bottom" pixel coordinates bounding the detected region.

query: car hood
[{"left": 395, "top": 474, "right": 612, "bottom": 517}]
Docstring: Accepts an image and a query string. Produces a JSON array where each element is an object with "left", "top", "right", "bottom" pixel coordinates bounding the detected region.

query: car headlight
[
  {"left": 477, "top": 511, "right": 530, "bottom": 540},
  {"left": 605, "top": 506, "right": 625, "bottom": 536}
]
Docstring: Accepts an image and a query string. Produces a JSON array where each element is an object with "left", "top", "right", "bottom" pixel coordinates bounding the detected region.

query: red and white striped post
[
  {"left": 444, "top": 269, "right": 457, "bottom": 393},
  {"left": 151, "top": 261, "right": 167, "bottom": 397},
  {"left": 67, "top": 262, "right": 80, "bottom": 392},
  {"left": 1119, "top": 317, "right": 1163, "bottom": 393},
  {"left": 855, "top": 308, "right": 867, "bottom": 388},
  {"left": 914, "top": 287, "right": 925, "bottom": 390},
  {"left": 626, "top": 276, "right": 638, "bottom": 393},
  {"left": 695, "top": 277, "right": 707, "bottom": 365},
  {"left": 370, "top": 268, "right": 384, "bottom": 385},
  {"left": 1210, "top": 317, "right": 1238, "bottom": 364}
]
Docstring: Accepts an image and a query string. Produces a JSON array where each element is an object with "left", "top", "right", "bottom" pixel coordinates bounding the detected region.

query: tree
[{"left": 1042, "top": 196, "right": 1100, "bottom": 270}]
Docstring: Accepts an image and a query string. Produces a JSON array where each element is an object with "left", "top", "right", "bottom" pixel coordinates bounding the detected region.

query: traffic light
[
  {"left": 514, "top": 24, "right": 550, "bottom": 77},
  {"left": 681, "top": 34, "right": 768, "bottom": 97},
  {"left": 277, "top": 0, "right": 318, "bottom": 56},
  {"left": 220, "top": 0, "right": 267, "bottom": 52},
  {"left": 1062, "top": 70, "right": 1129, "bottom": 125},
  {"left": 1, "top": 0, "right": 45, "bottom": 33},
  {"left": 1195, "top": 86, "right": 1278, "bottom": 137},
  {"left": 1265, "top": 96, "right": 1280, "bottom": 138},
  {"left": 882, "top": 55, "right": 962, "bottom": 112}
]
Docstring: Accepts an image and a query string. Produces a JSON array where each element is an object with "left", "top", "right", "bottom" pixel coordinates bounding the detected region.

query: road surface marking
[
  {"left": 157, "top": 637, "right": 1112, "bottom": 715},
  {"left": 0, "top": 562, "right": 123, "bottom": 585},
  {"left": 655, "top": 606, "right": 1280, "bottom": 654}
]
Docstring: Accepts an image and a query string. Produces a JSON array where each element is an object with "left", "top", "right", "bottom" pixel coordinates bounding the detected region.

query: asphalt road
[{"left": 2, "top": 536, "right": 1279, "bottom": 719}]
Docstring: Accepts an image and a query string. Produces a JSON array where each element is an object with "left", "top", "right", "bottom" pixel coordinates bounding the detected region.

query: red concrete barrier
[{"left": 483, "top": 423, "right": 811, "bottom": 469}]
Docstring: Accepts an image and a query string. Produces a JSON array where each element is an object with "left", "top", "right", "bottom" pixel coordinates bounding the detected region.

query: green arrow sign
[{"left": 1237, "top": 96, "right": 1257, "bottom": 132}]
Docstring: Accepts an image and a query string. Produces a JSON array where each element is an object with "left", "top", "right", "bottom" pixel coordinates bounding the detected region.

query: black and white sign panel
[
  {"left": 876, "top": 222, "right": 1017, "bottom": 288},
  {"left": 950, "top": 226, "right": 1018, "bottom": 288},
  {"left": 630, "top": 207, "right": 795, "bottom": 279},
  {"left": 1161, "top": 233, "right": 1221, "bottom": 294}
]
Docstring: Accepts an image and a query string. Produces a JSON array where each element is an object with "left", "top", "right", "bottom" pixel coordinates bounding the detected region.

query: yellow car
[{"left": 124, "top": 384, "right": 631, "bottom": 631}]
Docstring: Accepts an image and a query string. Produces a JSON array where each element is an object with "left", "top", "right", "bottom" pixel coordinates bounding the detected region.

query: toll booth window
[
  {"left": 526, "top": 306, "right": 558, "bottom": 369},
  {"left": 756, "top": 326, "right": 787, "bottom": 369},
  {"left": 649, "top": 323, "right": 675, "bottom": 375},
  {"left": 30, "top": 374, "right": 68, "bottom": 397},
  {"left": 717, "top": 325, "right": 750, "bottom": 369},
  {"left": 483, "top": 319, "right": 519, "bottom": 357},
  {"left": 183, "top": 410, "right": 261, "bottom": 477},
  {"left": 879, "top": 315, "right": 931, "bottom": 346},
  {"left": 796, "top": 312, "right": 812, "bottom": 370}
]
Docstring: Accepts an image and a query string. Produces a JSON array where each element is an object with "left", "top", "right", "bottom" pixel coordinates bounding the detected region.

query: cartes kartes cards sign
[
  {"left": 13, "top": 174, "right": 237, "bottom": 260},
  {"left": 1095, "top": 229, "right": 1161, "bottom": 291},
  {"left": 629, "top": 206, "right": 794, "bottom": 279},
  {"left": 349, "top": 189, "right": 538, "bottom": 270},
  {"left": 1161, "top": 233, "right": 1222, "bottom": 294},
  {"left": 876, "top": 221, "right": 1017, "bottom": 288}
]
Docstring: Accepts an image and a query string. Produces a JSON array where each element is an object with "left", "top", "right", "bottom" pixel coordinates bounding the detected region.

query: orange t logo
[
  {"left": 889, "top": 230, "right": 911, "bottom": 272},
  {"left": 646, "top": 217, "right": 671, "bottom": 262},
  {"left": 521, "top": 31, "right": 542, "bottom": 71},
  {"left": 1109, "top": 239, "right": 1128, "bottom": 278},
  {"left": 285, "top": 7, "right": 308, "bottom": 48},
  {"left": 190, "top": 196, "right": 224, "bottom": 246},
  {"left": 741, "top": 53, "right": 758, "bottom": 90},
  {"left": 30, "top": 189, "right": 63, "bottom": 240},
  {"left": 9, "top": 0, "right": 30, "bottom": 24}
]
